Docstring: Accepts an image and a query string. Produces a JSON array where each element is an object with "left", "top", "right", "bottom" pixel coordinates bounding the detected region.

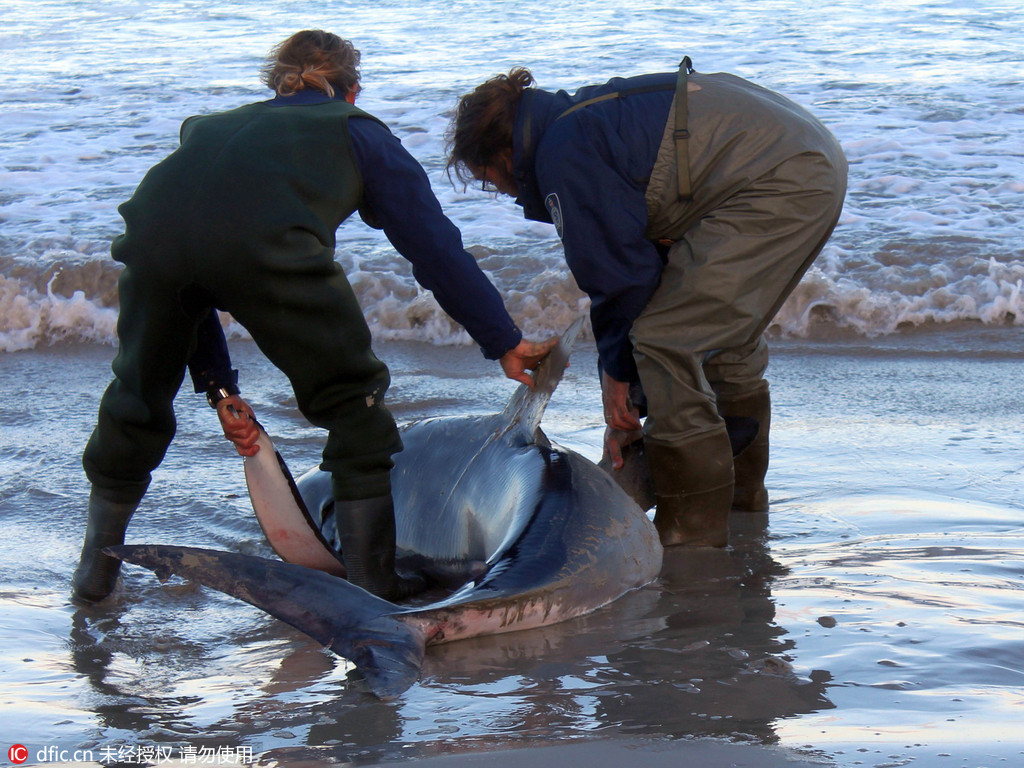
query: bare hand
[
  {"left": 601, "top": 371, "right": 642, "bottom": 432},
  {"left": 499, "top": 336, "right": 559, "bottom": 389},
  {"left": 216, "top": 395, "right": 260, "bottom": 457},
  {"left": 603, "top": 426, "right": 644, "bottom": 471}
]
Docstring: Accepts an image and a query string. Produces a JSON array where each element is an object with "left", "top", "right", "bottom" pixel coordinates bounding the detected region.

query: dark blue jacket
[
  {"left": 191, "top": 90, "right": 522, "bottom": 394},
  {"left": 512, "top": 74, "right": 676, "bottom": 384}
]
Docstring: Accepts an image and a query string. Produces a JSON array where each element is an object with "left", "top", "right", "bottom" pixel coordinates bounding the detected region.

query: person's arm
[
  {"left": 186, "top": 311, "right": 260, "bottom": 456},
  {"left": 349, "top": 119, "right": 524, "bottom": 361},
  {"left": 500, "top": 337, "right": 559, "bottom": 388},
  {"left": 188, "top": 309, "right": 239, "bottom": 402}
]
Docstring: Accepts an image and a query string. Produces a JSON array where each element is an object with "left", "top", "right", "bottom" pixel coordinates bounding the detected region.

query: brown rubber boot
[
  {"left": 71, "top": 488, "right": 141, "bottom": 603},
  {"left": 717, "top": 385, "right": 770, "bottom": 512},
  {"left": 333, "top": 494, "right": 425, "bottom": 601},
  {"left": 645, "top": 429, "right": 734, "bottom": 547}
]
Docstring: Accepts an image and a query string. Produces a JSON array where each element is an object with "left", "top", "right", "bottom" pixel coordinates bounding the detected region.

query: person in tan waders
[{"left": 447, "top": 60, "right": 847, "bottom": 547}]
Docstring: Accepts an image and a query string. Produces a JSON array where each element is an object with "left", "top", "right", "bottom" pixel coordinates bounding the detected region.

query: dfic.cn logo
[{"left": 8, "top": 745, "right": 28, "bottom": 764}]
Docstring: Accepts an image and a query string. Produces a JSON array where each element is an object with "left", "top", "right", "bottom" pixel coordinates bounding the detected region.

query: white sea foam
[{"left": 2, "top": 0, "right": 1022, "bottom": 350}]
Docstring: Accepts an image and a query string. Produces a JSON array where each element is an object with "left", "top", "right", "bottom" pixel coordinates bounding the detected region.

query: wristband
[{"left": 206, "top": 384, "right": 240, "bottom": 409}]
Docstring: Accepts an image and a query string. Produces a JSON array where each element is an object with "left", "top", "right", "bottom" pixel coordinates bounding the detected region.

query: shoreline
[{"left": 8, "top": 314, "right": 1022, "bottom": 357}]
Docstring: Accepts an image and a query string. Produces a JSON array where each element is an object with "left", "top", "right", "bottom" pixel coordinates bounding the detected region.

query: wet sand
[{"left": 2, "top": 325, "right": 1023, "bottom": 768}]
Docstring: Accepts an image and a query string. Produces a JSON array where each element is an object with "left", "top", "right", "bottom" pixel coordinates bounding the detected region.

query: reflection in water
[
  {"left": 69, "top": 512, "right": 833, "bottom": 763},
  {"left": 68, "top": 607, "right": 251, "bottom": 751},
  {"left": 592, "top": 514, "right": 833, "bottom": 745}
]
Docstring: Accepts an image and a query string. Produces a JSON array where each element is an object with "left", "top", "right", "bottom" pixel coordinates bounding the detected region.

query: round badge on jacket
[{"left": 545, "top": 193, "right": 564, "bottom": 239}]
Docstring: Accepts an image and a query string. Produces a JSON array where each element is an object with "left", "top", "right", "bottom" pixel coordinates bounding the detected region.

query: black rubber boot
[
  {"left": 333, "top": 494, "right": 425, "bottom": 601},
  {"left": 71, "top": 488, "right": 141, "bottom": 603},
  {"left": 645, "top": 429, "right": 734, "bottom": 548},
  {"left": 718, "top": 385, "right": 771, "bottom": 512}
]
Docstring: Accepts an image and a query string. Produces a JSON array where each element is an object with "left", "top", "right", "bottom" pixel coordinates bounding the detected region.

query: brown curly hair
[
  {"left": 446, "top": 67, "right": 535, "bottom": 187},
  {"left": 262, "top": 30, "right": 361, "bottom": 99}
]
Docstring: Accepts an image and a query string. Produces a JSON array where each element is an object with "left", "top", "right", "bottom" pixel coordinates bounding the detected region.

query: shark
[{"left": 110, "top": 320, "right": 663, "bottom": 698}]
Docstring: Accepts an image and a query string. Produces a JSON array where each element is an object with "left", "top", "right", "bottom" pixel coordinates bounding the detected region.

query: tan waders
[
  {"left": 628, "top": 67, "right": 847, "bottom": 548},
  {"left": 599, "top": 385, "right": 771, "bottom": 525}
]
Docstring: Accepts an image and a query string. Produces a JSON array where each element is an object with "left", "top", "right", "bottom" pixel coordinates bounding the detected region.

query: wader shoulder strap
[
  {"left": 556, "top": 80, "right": 677, "bottom": 119},
  {"left": 555, "top": 57, "right": 694, "bottom": 201},
  {"left": 674, "top": 56, "right": 693, "bottom": 201}
]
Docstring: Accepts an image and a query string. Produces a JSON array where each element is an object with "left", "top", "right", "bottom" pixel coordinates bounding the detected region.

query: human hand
[
  {"left": 499, "top": 336, "right": 559, "bottom": 389},
  {"left": 602, "top": 425, "right": 644, "bottom": 471},
  {"left": 216, "top": 395, "right": 260, "bottom": 457},
  {"left": 601, "top": 371, "right": 642, "bottom": 432}
]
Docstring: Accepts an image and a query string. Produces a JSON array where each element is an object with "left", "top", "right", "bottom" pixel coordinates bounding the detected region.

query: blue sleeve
[
  {"left": 187, "top": 309, "right": 239, "bottom": 395},
  {"left": 535, "top": 119, "right": 663, "bottom": 384},
  {"left": 349, "top": 118, "right": 522, "bottom": 359}
]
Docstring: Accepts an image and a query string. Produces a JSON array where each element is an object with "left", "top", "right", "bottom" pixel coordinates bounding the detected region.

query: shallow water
[{"left": 2, "top": 330, "right": 1023, "bottom": 766}]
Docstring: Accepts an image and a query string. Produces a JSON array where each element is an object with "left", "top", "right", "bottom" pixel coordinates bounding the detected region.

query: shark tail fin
[
  {"left": 107, "top": 544, "right": 426, "bottom": 699},
  {"left": 503, "top": 316, "right": 585, "bottom": 440}
]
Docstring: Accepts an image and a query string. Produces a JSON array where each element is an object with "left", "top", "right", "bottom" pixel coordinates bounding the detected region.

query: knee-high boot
[
  {"left": 645, "top": 429, "right": 734, "bottom": 547},
  {"left": 332, "top": 491, "right": 425, "bottom": 601},
  {"left": 717, "top": 385, "right": 771, "bottom": 512},
  {"left": 71, "top": 487, "right": 142, "bottom": 603}
]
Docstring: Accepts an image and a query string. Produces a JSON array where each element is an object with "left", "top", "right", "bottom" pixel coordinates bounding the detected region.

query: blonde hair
[{"left": 262, "top": 30, "right": 361, "bottom": 98}]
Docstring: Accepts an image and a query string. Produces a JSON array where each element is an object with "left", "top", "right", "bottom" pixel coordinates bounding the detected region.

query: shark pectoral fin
[
  {"left": 504, "top": 316, "right": 586, "bottom": 440},
  {"left": 244, "top": 427, "right": 347, "bottom": 576},
  {"left": 107, "top": 544, "right": 427, "bottom": 699},
  {"left": 598, "top": 439, "right": 656, "bottom": 512}
]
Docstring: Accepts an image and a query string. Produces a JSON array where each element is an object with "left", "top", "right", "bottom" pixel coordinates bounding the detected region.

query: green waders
[{"left": 76, "top": 99, "right": 410, "bottom": 601}]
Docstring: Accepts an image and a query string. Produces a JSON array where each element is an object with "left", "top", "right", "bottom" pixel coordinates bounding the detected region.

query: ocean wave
[
  {"left": 3, "top": 246, "right": 1022, "bottom": 353},
  {"left": 0, "top": 255, "right": 120, "bottom": 352},
  {"left": 772, "top": 256, "right": 1024, "bottom": 338}
]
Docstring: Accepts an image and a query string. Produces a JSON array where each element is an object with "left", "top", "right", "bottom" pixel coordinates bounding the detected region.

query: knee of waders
[{"left": 716, "top": 383, "right": 771, "bottom": 438}]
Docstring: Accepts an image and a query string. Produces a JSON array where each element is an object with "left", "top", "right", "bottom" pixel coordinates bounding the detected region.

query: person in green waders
[
  {"left": 447, "top": 61, "right": 847, "bottom": 548},
  {"left": 72, "top": 30, "right": 555, "bottom": 604}
]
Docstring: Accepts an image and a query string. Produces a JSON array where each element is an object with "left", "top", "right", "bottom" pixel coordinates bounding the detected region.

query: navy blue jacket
[
  {"left": 190, "top": 90, "right": 522, "bottom": 394},
  {"left": 512, "top": 74, "right": 675, "bottom": 384}
]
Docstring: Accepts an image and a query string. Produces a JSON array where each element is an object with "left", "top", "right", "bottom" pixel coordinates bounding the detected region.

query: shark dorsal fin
[{"left": 502, "top": 317, "right": 585, "bottom": 441}]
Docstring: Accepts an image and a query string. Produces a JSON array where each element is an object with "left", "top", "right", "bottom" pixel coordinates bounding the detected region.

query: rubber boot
[
  {"left": 333, "top": 494, "right": 425, "bottom": 601},
  {"left": 645, "top": 429, "right": 734, "bottom": 547},
  {"left": 71, "top": 488, "right": 141, "bottom": 603},
  {"left": 717, "top": 385, "right": 770, "bottom": 512}
]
